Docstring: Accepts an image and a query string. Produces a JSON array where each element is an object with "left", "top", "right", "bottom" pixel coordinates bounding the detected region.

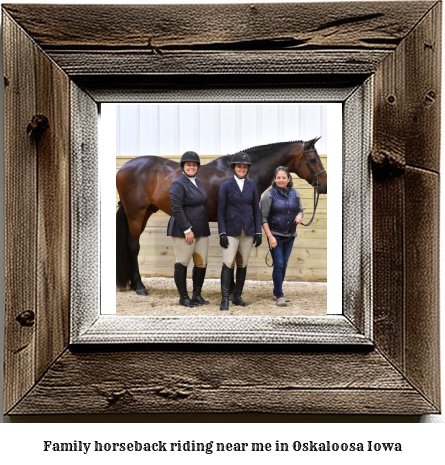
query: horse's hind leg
[{"left": 127, "top": 239, "right": 145, "bottom": 295}]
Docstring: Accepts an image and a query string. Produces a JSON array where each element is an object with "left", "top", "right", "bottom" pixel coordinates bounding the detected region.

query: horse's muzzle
[{"left": 317, "top": 183, "right": 327, "bottom": 194}]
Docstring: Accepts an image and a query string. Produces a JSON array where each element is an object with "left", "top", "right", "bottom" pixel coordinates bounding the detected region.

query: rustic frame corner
[{"left": 2, "top": 2, "right": 441, "bottom": 416}]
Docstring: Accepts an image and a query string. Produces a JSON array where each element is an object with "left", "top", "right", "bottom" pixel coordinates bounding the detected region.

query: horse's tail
[{"left": 116, "top": 202, "right": 131, "bottom": 290}]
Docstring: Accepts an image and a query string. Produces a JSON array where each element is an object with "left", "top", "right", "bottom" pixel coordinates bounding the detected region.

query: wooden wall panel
[
  {"left": 372, "top": 2, "right": 441, "bottom": 407},
  {"left": 4, "top": 3, "right": 433, "bottom": 50},
  {"left": 9, "top": 349, "right": 437, "bottom": 416},
  {"left": 35, "top": 39, "right": 70, "bottom": 381},
  {"left": 3, "top": 13, "right": 38, "bottom": 414},
  {"left": 3, "top": 12, "right": 70, "bottom": 412},
  {"left": 404, "top": 168, "right": 441, "bottom": 408}
]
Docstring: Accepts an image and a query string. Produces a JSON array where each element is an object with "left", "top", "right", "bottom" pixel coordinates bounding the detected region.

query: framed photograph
[
  {"left": 103, "top": 102, "right": 340, "bottom": 322},
  {"left": 3, "top": 2, "right": 440, "bottom": 415},
  {"left": 106, "top": 102, "right": 336, "bottom": 321}
]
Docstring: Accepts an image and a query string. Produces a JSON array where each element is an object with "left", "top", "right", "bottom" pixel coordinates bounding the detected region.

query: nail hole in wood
[
  {"left": 26, "top": 114, "right": 49, "bottom": 140},
  {"left": 16, "top": 310, "right": 35, "bottom": 327}
]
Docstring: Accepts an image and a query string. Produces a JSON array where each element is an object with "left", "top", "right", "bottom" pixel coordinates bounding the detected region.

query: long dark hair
[{"left": 271, "top": 166, "right": 293, "bottom": 188}]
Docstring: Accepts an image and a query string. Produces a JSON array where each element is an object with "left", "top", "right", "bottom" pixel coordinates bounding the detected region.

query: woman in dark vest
[
  {"left": 260, "top": 166, "right": 304, "bottom": 306},
  {"left": 167, "top": 151, "right": 210, "bottom": 307},
  {"left": 217, "top": 151, "right": 262, "bottom": 311}
]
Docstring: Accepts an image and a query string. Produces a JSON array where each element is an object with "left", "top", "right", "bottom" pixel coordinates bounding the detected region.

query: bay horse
[{"left": 116, "top": 137, "right": 327, "bottom": 295}]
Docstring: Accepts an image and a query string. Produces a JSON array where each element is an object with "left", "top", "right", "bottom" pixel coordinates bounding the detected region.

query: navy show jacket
[
  {"left": 167, "top": 173, "right": 210, "bottom": 238},
  {"left": 217, "top": 176, "right": 262, "bottom": 237}
]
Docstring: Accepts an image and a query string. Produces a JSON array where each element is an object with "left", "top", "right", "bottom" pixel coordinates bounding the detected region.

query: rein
[
  {"left": 301, "top": 187, "right": 320, "bottom": 227},
  {"left": 299, "top": 142, "right": 325, "bottom": 227},
  {"left": 265, "top": 233, "right": 295, "bottom": 267}
]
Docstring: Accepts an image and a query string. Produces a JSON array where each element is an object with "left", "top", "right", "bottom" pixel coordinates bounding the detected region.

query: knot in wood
[
  {"left": 16, "top": 310, "right": 35, "bottom": 327},
  {"left": 154, "top": 386, "right": 191, "bottom": 400},
  {"left": 424, "top": 90, "right": 436, "bottom": 105},
  {"left": 105, "top": 390, "right": 128, "bottom": 405},
  {"left": 370, "top": 147, "right": 405, "bottom": 177},
  {"left": 96, "top": 386, "right": 130, "bottom": 405},
  {"left": 27, "top": 114, "right": 49, "bottom": 140}
]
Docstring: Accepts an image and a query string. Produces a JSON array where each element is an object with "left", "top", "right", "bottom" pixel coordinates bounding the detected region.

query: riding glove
[
  {"left": 253, "top": 233, "right": 262, "bottom": 248},
  {"left": 220, "top": 234, "right": 229, "bottom": 249}
]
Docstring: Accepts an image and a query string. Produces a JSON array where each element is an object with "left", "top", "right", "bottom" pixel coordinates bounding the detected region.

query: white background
[
  {"left": 0, "top": 0, "right": 444, "bottom": 461},
  {"left": 113, "top": 104, "right": 330, "bottom": 156}
]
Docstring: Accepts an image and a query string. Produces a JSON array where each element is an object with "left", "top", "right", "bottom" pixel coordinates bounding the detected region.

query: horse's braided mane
[
  {"left": 224, "top": 140, "right": 306, "bottom": 159},
  {"left": 244, "top": 140, "right": 305, "bottom": 153}
]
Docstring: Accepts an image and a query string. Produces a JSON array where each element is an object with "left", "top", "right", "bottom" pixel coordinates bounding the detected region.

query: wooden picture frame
[{"left": 2, "top": 2, "right": 441, "bottom": 415}]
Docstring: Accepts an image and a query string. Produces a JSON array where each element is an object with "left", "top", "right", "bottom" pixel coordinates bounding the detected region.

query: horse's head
[{"left": 288, "top": 137, "right": 327, "bottom": 194}]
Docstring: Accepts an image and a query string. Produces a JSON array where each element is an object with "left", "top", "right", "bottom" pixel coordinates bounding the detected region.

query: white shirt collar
[
  {"left": 183, "top": 172, "right": 197, "bottom": 187},
  {"left": 234, "top": 174, "right": 245, "bottom": 191}
]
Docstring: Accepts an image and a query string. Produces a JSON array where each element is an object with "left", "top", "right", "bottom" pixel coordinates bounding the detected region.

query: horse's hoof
[{"left": 136, "top": 288, "right": 148, "bottom": 296}]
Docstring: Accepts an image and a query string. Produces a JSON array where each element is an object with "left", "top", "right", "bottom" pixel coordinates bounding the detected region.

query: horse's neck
[
  {"left": 248, "top": 145, "right": 297, "bottom": 195},
  {"left": 249, "top": 168, "right": 272, "bottom": 196}
]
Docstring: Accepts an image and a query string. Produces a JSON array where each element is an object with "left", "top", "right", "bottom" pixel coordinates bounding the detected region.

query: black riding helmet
[
  {"left": 231, "top": 151, "right": 251, "bottom": 167},
  {"left": 180, "top": 151, "right": 200, "bottom": 169},
  {"left": 230, "top": 152, "right": 251, "bottom": 177}
]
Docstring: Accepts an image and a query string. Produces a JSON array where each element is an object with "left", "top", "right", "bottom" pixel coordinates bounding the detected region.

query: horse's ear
[{"left": 306, "top": 136, "right": 321, "bottom": 148}]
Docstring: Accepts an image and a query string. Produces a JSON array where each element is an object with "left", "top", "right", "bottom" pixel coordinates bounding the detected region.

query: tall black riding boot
[
  {"left": 232, "top": 266, "right": 248, "bottom": 306},
  {"left": 220, "top": 264, "right": 234, "bottom": 311},
  {"left": 174, "top": 263, "right": 198, "bottom": 308},
  {"left": 191, "top": 266, "right": 209, "bottom": 305},
  {"left": 229, "top": 275, "right": 236, "bottom": 301}
]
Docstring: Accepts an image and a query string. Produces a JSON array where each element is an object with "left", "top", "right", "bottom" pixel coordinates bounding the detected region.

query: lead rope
[
  {"left": 301, "top": 186, "right": 320, "bottom": 227},
  {"left": 265, "top": 238, "right": 274, "bottom": 267}
]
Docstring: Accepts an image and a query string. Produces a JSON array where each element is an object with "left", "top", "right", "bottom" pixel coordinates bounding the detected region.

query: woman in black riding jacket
[
  {"left": 167, "top": 151, "right": 211, "bottom": 307},
  {"left": 217, "top": 151, "right": 262, "bottom": 311}
]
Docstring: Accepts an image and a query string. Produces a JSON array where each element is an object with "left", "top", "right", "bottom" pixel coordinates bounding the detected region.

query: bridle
[
  {"left": 297, "top": 142, "right": 326, "bottom": 227},
  {"left": 296, "top": 142, "right": 326, "bottom": 189}
]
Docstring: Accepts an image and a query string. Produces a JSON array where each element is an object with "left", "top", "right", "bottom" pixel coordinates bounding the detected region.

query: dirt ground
[{"left": 116, "top": 277, "right": 327, "bottom": 317}]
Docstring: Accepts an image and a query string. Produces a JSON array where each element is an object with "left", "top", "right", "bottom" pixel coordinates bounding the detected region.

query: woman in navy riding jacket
[
  {"left": 260, "top": 166, "right": 304, "bottom": 306},
  {"left": 217, "top": 151, "right": 262, "bottom": 311},
  {"left": 167, "top": 151, "right": 211, "bottom": 308}
]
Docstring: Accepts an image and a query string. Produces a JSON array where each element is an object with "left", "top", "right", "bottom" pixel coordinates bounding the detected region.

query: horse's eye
[{"left": 309, "top": 158, "right": 317, "bottom": 164}]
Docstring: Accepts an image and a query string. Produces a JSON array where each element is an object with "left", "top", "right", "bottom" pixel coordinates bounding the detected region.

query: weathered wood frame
[{"left": 2, "top": 2, "right": 441, "bottom": 415}]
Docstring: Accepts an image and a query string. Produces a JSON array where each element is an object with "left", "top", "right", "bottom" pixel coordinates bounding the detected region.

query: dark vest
[{"left": 269, "top": 187, "right": 299, "bottom": 235}]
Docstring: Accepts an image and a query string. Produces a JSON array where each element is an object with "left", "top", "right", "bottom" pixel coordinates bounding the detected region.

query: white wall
[{"left": 115, "top": 104, "right": 328, "bottom": 156}]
